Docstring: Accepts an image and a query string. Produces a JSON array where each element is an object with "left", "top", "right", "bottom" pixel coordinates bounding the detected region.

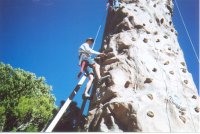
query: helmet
[{"left": 86, "top": 37, "right": 94, "bottom": 43}]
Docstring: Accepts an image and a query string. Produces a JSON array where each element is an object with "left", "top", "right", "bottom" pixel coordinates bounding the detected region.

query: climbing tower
[{"left": 85, "top": 0, "right": 200, "bottom": 132}]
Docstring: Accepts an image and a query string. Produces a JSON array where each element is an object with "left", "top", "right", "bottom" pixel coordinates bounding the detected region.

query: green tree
[{"left": 0, "top": 62, "right": 56, "bottom": 132}]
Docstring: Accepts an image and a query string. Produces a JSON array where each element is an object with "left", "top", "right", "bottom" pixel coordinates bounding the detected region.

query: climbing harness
[
  {"left": 174, "top": 0, "right": 199, "bottom": 63},
  {"left": 78, "top": 5, "right": 108, "bottom": 78},
  {"left": 77, "top": 61, "right": 87, "bottom": 78}
]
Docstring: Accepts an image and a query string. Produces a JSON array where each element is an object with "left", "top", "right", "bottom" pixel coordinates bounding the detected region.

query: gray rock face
[{"left": 85, "top": 0, "right": 200, "bottom": 132}]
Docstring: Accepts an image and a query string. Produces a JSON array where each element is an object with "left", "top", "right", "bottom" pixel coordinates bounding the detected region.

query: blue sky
[{"left": 0, "top": 0, "right": 199, "bottom": 114}]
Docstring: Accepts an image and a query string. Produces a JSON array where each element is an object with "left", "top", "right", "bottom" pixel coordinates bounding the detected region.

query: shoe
[
  {"left": 83, "top": 93, "right": 90, "bottom": 99},
  {"left": 98, "top": 75, "right": 110, "bottom": 85}
]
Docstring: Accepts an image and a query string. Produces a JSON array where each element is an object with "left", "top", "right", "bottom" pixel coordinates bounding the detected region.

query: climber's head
[{"left": 86, "top": 37, "right": 94, "bottom": 45}]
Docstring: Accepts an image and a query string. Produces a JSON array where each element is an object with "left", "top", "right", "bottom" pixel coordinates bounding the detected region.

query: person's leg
[
  {"left": 84, "top": 74, "right": 94, "bottom": 97},
  {"left": 92, "top": 63, "right": 101, "bottom": 80},
  {"left": 87, "top": 58, "right": 101, "bottom": 80},
  {"left": 87, "top": 57, "right": 110, "bottom": 85}
]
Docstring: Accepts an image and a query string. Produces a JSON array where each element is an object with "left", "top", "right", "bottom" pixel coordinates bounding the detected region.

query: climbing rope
[
  {"left": 77, "top": 4, "right": 109, "bottom": 130},
  {"left": 173, "top": 1, "right": 198, "bottom": 131},
  {"left": 174, "top": 0, "right": 199, "bottom": 63},
  {"left": 134, "top": 56, "right": 145, "bottom": 93},
  {"left": 148, "top": 1, "right": 199, "bottom": 131},
  {"left": 150, "top": 37, "right": 172, "bottom": 132},
  {"left": 152, "top": 36, "right": 197, "bottom": 132},
  {"left": 92, "top": 25, "right": 102, "bottom": 49},
  {"left": 92, "top": 6, "right": 108, "bottom": 49},
  {"left": 151, "top": 40, "right": 172, "bottom": 132}
]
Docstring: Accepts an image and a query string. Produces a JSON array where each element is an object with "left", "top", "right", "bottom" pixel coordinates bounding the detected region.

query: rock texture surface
[{"left": 85, "top": 0, "right": 200, "bottom": 132}]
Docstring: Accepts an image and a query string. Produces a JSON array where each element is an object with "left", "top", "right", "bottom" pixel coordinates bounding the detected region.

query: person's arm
[{"left": 83, "top": 44, "right": 101, "bottom": 55}]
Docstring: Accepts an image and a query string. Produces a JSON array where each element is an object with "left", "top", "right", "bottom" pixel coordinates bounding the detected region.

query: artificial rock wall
[{"left": 85, "top": 0, "right": 200, "bottom": 132}]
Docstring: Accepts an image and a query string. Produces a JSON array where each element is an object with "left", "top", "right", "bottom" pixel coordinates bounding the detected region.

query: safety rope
[
  {"left": 151, "top": 35, "right": 197, "bottom": 132},
  {"left": 92, "top": 25, "right": 102, "bottom": 49},
  {"left": 77, "top": 4, "right": 109, "bottom": 131},
  {"left": 173, "top": 1, "right": 198, "bottom": 131},
  {"left": 134, "top": 56, "right": 145, "bottom": 93},
  {"left": 92, "top": 6, "right": 108, "bottom": 49},
  {"left": 151, "top": 40, "right": 172, "bottom": 132},
  {"left": 174, "top": 0, "right": 199, "bottom": 63}
]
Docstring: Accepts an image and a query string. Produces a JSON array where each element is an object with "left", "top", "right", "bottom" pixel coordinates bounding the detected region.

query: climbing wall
[{"left": 85, "top": 0, "right": 200, "bottom": 132}]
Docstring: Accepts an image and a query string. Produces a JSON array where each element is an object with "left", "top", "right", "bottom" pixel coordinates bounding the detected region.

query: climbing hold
[
  {"left": 192, "top": 95, "right": 197, "bottom": 99},
  {"left": 102, "top": 58, "right": 119, "bottom": 65},
  {"left": 154, "top": 31, "right": 158, "bottom": 35},
  {"left": 129, "top": 16, "right": 134, "bottom": 21},
  {"left": 147, "top": 94, "right": 153, "bottom": 100},
  {"left": 143, "top": 24, "right": 146, "bottom": 26},
  {"left": 156, "top": 39, "right": 160, "bottom": 42},
  {"left": 105, "top": 77, "right": 114, "bottom": 87},
  {"left": 128, "top": 16, "right": 134, "bottom": 25},
  {"left": 124, "top": 81, "right": 131, "bottom": 88},
  {"left": 152, "top": 68, "right": 157, "bottom": 72},
  {"left": 104, "top": 48, "right": 113, "bottom": 53},
  {"left": 149, "top": 19, "right": 152, "bottom": 23},
  {"left": 169, "top": 21, "right": 172, "bottom": 25},
  {"left": 166, "top": 5, "right": 173, "bottom": 15},
  {"left": 179, "top": 116, "right": 186, "bottom": 123},
  {"left": 143, "top": 38, "right": 148, "bottom": 43},
  {"left": 163, "top": 35, "right": 168, "bottom": 39},
  {"left": 106, "top": 52, "right": 115, "bottom": 59},
  {"left": 147, "top": 111, "right": 154, "bottom": 118},
  {"left": 153, "top": 4, "right": 156, "bottom": 8},
  {"left": 144, "top": 78, "right": 153, "bottom": 84},
  {"left": 179, "top": 111, "right": 185, "bottom": 115},
  {"left": 181, "top": 62, "right": 185, "bottom": 66},
  {"left": 171, "top": 29, "right": 174, "bottom": 32},
  {"left": 146, "top": 31, "right": 151, "bottom": 34},
  {"left": 132, "top": 37, "right": 136, "bottom": 41},
  {"left": 168, "top": 47, "right": 171, "bottom": 51},
  {"left": 175, "top": 31, "right": 178, "bottom": 36},
  {"left": 164, "top": 61, "right": 170, "bottom": 65},
  {"left": 134, "top": 25, "right": 143, "bottom": 29},
  {"left": 160, "top": 18, "right": 164, "bottom": 24},
  {"left": 183, "top": 80, "right": 188, "bottom": 84},
  {"left": 194, "top": 107, "right": 199, "bottom": 113},
  {"left": 156, "top": 18, "right": 160, "bottom": 25},
  {"left": 182, "top": 68, "right": 186, "bottom": 73},
  {"left": 169, "top": 71, "right": 174, "bottom": 75}
]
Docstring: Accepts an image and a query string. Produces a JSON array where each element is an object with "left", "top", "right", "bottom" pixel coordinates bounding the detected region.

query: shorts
[{"left": 82, "top": 57, "right": 96, "bottom": 76}]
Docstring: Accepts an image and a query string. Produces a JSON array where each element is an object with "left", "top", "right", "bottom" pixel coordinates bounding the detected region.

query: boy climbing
[
  {"left": 78, "top": 38, "right": 108, "bottom": 98},
  {"left": 108, "top": 0, "right": 120, "bottom": 11}
]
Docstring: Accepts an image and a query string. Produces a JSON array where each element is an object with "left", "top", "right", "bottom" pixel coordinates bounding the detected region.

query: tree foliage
[{"left": 0, "top": 62, "right": 55, "bottom": 132}]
